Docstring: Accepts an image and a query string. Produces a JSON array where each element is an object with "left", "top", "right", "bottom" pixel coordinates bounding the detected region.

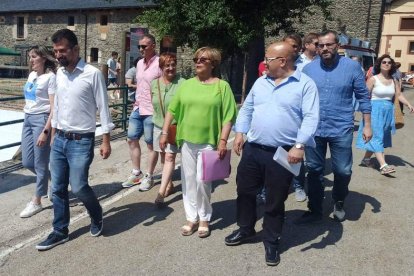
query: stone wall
[
  {"left": 266, "top": 0, "right": 383, "bottom": 50},
  {"left": 0, "top": 9, "right": 141, "bottom": 68}
]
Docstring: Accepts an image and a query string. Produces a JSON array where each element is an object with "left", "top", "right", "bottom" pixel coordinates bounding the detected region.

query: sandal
[
  {"left": 198, "top": 226, "right": 210, "bottom": 238},
  {"left": 380, "top": 164, "right": 396, "bottom": 175},
  {"left": 360, "top": 158, "right": 373, "bottom": 168},
  {"left": 181, "top": 222, "right": 198, "bottom": 236},
  {"left": 154, "top": 193, "right": 164, "bottom": 207}
]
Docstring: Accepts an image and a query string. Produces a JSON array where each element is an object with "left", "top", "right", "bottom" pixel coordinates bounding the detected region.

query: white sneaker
[
  {"left": 139, "top": 173, "right": 154, "bottom": 191},
  {"left": 121, "top": 172, "right": 143, "bottom": 188},
  {"left": 295, "top": 188, "right": 307, "bottom": 202},
  {"left": 20, "top": 201, "right": 43, "bottom": 218}
]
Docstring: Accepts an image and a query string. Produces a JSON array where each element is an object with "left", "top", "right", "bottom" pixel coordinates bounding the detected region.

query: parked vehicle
[{"left": 337, "top": 33, "right": 376, "bottom": 71}]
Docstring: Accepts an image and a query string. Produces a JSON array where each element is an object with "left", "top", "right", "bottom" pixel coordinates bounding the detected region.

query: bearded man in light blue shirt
[{"left": 296, "top": 30, "right": 372, "bottom": 224}]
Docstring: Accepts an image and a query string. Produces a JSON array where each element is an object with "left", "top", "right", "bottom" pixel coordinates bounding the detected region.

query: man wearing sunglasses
[
  {"left": 122, "top": 34, "right": 162, "bottom": 190},
  {"left": 296, "top": 30, "right": 372, "bottom": 224},
  {"left": 226, "top": 42, "right": 319, "bottom": 266}
]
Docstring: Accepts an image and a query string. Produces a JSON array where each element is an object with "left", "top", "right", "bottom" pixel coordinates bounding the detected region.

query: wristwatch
[
  {"left": 43, "top": 129, "right": 49, "bottom": 135},
  {"left": 294, "top": 143, "right": 305, "bottom": 150}
]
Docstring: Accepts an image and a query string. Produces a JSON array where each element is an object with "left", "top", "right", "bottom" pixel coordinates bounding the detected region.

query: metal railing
[{"left": 0, "top": 86, "right": 131, "bottom": 151}]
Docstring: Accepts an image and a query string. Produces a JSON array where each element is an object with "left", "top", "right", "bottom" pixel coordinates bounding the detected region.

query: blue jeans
[
  {"left": 291, "top": 160, "right": 306, "bottom": 190},
  {"left": 305, "top": 129, "right": 353, "bottom": 216},
  {"left": 127, "top": 109, "right": 154, "bottom": 144},
  {"left": 50, "top": 133, "right": 102, "bottom": 236},
  {"left": 21, "top": 113, "right": 50, "bottom": 197}
]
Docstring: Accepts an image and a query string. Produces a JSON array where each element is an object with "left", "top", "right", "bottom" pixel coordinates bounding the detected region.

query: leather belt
[
  {"left": 56, "top": 129, "right": 95, "bottom": 140},
  {"left": 248, "top": 142, "right": 291, "bottom": 152}
]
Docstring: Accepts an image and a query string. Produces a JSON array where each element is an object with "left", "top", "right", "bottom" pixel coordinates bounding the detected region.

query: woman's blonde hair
[{"left": 194, "top": 46, "right": 222, "bottom": 77}]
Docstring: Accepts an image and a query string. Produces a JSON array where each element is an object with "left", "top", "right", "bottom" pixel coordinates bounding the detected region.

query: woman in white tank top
[{"left": 356, "top": 54, "right": 413, "bottom": 175}]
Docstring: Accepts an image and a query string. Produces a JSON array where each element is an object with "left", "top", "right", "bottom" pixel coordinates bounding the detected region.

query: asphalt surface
[{"left": 0, "top": 88, "right": 413, "bottom": 275}]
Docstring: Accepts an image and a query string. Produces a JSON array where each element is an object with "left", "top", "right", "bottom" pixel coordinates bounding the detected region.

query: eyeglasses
[
  {"left": 138, "top": 45, "right": 148, "bottom": 50},
  {"left": 381, "top": 61, "right": 392, "bottom": 65},
  {"left": 317, "top": 42, "right": 337, "bottom": 49},
  {"left": 265, "top": 56, "right": 285, "bottom": 64},
  {"left": 193, "top": 57, "right": 210, "bottom": 64}
]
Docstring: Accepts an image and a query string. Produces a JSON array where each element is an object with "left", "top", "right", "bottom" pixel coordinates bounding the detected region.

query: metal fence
[{"left": 0, "top": 86, "right": 131, "bottom": 151}]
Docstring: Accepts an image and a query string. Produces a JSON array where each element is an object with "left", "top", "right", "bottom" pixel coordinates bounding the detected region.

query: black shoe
[
  {"left": 225, "top": 229, "right": 256, "bottom": 246},
  {"left": 90, "top": 219, "right": 103, "bottom": 237},
  {"left": 294, "top": 211, "right": 323, "bottom": 225},
  {"left": 333, "top": 201, "right": 346, "bottom": 222},
  {"left": 265, "top": 246, "right": 280, "bottom": 266},
  {"left": 36, "top": 232, "right": 69, "bottom": 251}
]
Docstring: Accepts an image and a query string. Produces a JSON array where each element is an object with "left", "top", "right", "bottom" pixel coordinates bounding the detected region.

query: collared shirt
[
  {"left": 133, "top": 55, "right": 162, "bottom": 115},
  {"left": 303, "top": 55, "right": 371, "bottom": 137},
  {"left": 295, "top": 53, "right": 314, "bottom": 71},
  {"left": 52, "top": 59, "right": 114, "bottom": 133},
  {"left": 235, "top": 69, "right": 319, "bottom": 148}
]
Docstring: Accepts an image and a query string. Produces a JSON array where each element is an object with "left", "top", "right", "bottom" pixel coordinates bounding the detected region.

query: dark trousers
[{"left": 236, "top": 142, "right": 293, "bottom": 248}]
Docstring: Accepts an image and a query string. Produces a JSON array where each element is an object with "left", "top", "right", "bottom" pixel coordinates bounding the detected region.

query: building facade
[
  {"left": 0, "top": 0, "right": 156, "bottom": 73},
  {"left": 379, "top": 0, "right": 414, "bottom": 72}
]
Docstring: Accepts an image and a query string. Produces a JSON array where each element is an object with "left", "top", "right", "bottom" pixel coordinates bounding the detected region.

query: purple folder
[{"left": 201, "top": 150, "right": 231, "bottom": 182}]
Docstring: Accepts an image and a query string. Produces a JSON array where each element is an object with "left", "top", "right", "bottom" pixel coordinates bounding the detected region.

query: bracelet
[
  {"left": 161, "top": 132, "right": 168, "bottom": 135},
  {"left": 220, "top": 138, "right": 227, "bottom": 143}
]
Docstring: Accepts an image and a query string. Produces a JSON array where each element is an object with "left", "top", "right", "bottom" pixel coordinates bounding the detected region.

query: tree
[{"left": 137, "top": 0, "right": 331, "bottom": 100}]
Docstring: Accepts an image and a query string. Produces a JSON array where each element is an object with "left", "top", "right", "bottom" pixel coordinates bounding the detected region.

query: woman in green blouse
[
  {"left": 160, "top": 47, "right": 237, "bottom": 238},
  {"left": 151, "top": 53, "right": 185, "bottom": 205}
]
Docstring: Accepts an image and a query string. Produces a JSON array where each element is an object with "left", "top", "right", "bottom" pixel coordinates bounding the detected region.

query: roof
[{"left": 0, "top": 0, "right": 156, "bottom": 13}]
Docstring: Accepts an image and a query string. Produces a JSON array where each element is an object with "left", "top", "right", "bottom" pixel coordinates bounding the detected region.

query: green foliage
[{"left": 137, "top": 0, "right": 331, "bottom": 55}]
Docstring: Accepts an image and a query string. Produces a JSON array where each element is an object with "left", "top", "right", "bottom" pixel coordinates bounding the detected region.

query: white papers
[{"left": 273, "top": 147, "right": 301, "bottom": 176}]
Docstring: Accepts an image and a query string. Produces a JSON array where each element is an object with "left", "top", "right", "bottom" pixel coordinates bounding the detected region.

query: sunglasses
[
  {"left": 138, "top": 45, "right": 148, "bottom": 50},
  {"left": 381, "top": 61, "right": 392, "bottom": 65},
  {"left": 193, "top": 57, "right": 210, "bottom": 64},
  {"left": 265, "top": 56, "right": 285, "bottom": 64},
  {"left": 317, "top": 42, "right": 336, "bottom": 49}
]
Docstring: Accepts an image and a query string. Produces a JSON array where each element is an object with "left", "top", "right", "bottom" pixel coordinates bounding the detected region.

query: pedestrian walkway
[{"left": 0, "top": 90, "right": 413, "bottom": 275}]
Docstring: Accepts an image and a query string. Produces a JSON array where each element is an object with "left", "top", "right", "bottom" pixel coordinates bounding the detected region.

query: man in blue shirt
[
  {"left": 224, "top": 42, "right": 319, "bottom": 266},
  {"left": 297, "top": 30, "right": 372, "bottom": 224}
]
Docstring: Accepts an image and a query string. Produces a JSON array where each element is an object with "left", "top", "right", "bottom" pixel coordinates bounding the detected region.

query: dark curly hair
[{"left": 373, "top": 54, "right": 396, "bottom": 76}]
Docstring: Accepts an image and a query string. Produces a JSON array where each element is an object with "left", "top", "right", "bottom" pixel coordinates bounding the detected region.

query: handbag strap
[{"left": 157, "top": 78, "right": 166, "bottom": 118}]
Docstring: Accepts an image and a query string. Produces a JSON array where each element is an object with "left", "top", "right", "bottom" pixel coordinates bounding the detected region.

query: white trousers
[{"left": 181, "top": 141, "right": 213, "bottom": 222}]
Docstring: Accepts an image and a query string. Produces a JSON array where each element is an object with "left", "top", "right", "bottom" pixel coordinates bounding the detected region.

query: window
[
  {"left": 0, "top": 16, "right": 6, "bottom": 24},
  {"left": 36, "top": 16, "right": 42, "bottom": 23},
  {"left": 400, "top": 18, "right": 414, "bottom": 30},
  {"left": 90, "top": 48, "right": 99, "bottom": 62},
  {"left": 17, "top": 16, "right": 24, "bottom": 38},
  {"left": 409, "top": 42, "right": 414, "bottom": 54},
  {"left": 68, "top": 16, "right": 75, "bottom": 26},
  {"left": 410, "top": 64, "right": 414, "bottom": 71},
  {"left": 100, "top": 15, "right": 108, "bottom": 26},
  {"left": 395, "top": 50, "right": 402, "bottom": 58}
]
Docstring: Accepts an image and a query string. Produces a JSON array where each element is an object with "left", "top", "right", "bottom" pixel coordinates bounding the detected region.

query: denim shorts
[{"left": 127, "top": 109, "right": 154, "bottom": 144}]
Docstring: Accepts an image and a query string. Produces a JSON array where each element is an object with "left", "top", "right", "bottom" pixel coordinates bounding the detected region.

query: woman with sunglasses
[
  {"left": 20, "top": 46, "right": 57, "bottom": 217},
  {"left": 151, "top": 53, "right": 185, "bottom": 206},
  {"left": 356, "top": 54, "right": 413, "bottom": 175},
  {"left": 160, "top": 47, "right": 237, "bottom": 238}
]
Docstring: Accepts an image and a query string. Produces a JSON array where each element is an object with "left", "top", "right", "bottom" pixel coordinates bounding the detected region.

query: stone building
[
  {"left": 0, "top": 0, "right": 156, "bottom": 77},
  {"left": 0, "top": 0, "right": 389, "bottom": 94}
]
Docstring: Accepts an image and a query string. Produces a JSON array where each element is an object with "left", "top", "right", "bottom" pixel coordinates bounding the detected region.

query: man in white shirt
[{"left": 36, "top": 29, "right": 114, "bottom": 251}]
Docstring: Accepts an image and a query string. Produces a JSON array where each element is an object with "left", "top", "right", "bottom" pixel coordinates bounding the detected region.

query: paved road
[{"left": 0, "top": 88, "right": 413, "bottom": 275}]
